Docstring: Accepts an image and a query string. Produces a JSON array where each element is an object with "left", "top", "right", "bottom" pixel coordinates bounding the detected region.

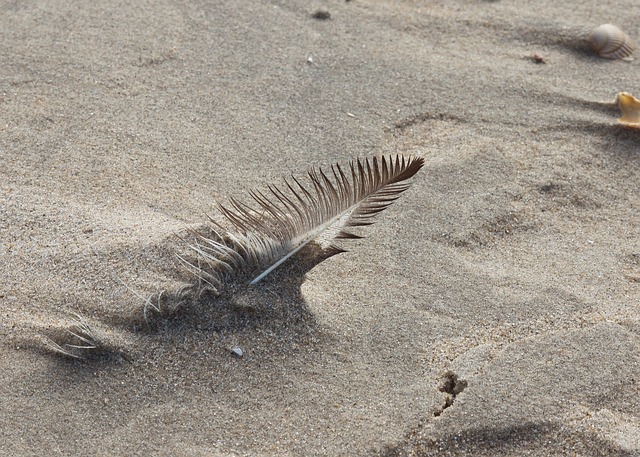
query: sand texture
[{"left": 1, "top": 0, "right": 639, "bottom": 455}]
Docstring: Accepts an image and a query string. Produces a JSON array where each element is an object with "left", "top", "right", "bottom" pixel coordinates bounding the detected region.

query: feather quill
[{"left": 185, "top": 155, "right": 424, "bottom": 289}]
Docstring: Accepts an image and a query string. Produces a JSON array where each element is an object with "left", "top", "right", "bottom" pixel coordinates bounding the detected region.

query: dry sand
[{"left": 1, "top": 0, "right": 639, "bottom": 455}]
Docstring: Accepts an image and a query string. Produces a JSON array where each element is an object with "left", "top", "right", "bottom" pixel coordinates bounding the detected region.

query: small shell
[
  {"left": 616, "top": 92, "right": 640, "bottom": 129},
  {"left": 589, "top": 24, "right": 636, "bottom": 60},
  {"left": 531, "top": 53, "right": 546, "bottom": 64}
]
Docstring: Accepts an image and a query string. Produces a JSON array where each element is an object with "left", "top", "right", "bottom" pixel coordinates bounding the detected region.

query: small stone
[
  {"left": 230, "top": 346, "right": 243, "bottom": 358},
  {"left": 531, "top": 53, "right": 546, "bottom": 64},
  {"left": 311, "top": 10, "right": 331, "bottom": 20}
]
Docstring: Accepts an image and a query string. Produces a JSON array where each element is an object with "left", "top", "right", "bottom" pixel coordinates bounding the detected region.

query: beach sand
[{"left": 1, "top": 0, "right": 639, "bottom": 455}]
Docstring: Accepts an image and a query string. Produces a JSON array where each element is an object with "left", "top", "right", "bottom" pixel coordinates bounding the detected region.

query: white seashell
[{"left": 588, "top": 24, "right": 636, "bottom": 60}]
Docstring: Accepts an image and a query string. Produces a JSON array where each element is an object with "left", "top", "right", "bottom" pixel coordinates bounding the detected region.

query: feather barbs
[
  {"left": 186, "top": 155, "right": 424, "bottom": 288},
  {"left": 221, "top": 155, "right": 423, "bottom": 239}
]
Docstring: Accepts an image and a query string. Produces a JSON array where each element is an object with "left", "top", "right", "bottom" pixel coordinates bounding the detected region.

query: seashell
[
  {"left": 616, "top": 92, "right": 640, "bottom": 129},
  {"left": 588, "top": 24, "right": 636, "bottom": 60}
]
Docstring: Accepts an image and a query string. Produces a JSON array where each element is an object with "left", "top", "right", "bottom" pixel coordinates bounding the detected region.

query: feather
[{"left": 186, "top": 155, "right": 424, "bottom": 289}]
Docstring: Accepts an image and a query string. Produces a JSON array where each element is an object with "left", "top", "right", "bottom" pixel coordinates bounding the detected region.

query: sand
[{"left": 1, "top": 0, "right": 639, "bottom": 455}]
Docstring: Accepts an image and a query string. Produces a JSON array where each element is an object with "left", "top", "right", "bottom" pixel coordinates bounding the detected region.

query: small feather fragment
[{"left": 616, "top": 92, "right": 640, "bottom": 129}]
